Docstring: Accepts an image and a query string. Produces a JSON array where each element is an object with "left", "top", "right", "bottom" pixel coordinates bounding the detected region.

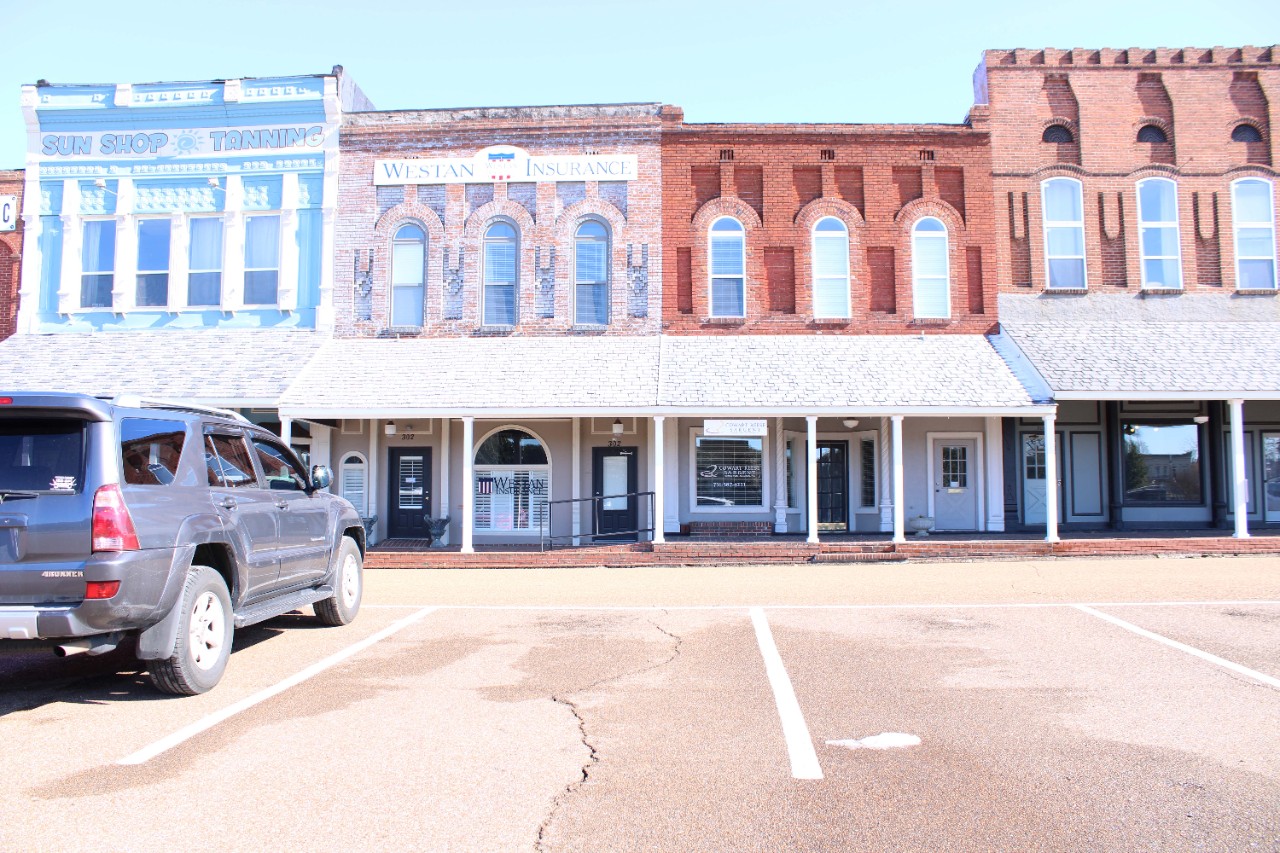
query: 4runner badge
[
  {"left": 49, "top": 476, "right": 76, "bottom": 491},
  {"left": 41, "top": 571, "right": 84, "bottom": 578}
]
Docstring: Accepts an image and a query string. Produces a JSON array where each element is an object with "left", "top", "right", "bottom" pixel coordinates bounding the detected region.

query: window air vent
[
  {"left": 1232, "top": 123, "right": 1263, "bottom": 143},
  {"left": 918, "top": 150, "right": 935, "bottom": 161},
  {"left": 819, "top": 149, "right": 836, "bottom": 161},
  {"left": 718, "top": 149, "right": 735, "bottom": 162},
  {"left": 1137, "top": 124, "right": 1167, "bottom": 144}
]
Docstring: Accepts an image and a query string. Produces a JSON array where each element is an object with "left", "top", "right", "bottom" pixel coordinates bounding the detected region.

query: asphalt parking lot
[{"left": 2, "top": 556, "right": 1278, "bottom": 852}]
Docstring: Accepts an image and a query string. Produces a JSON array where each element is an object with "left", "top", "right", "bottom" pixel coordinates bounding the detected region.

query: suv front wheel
[
  {"left": 314, "top": 536, "right": 362, "bottom": 626},
  {"left": 149, "top": 566, "right": 234, "bottom": 695}
]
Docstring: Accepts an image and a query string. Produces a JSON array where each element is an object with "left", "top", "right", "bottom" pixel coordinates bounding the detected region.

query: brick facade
[
  {"left": 335, "top": 105, "right": 665, "bottom": 337},
  {"left": 0, "top": 171, "right": 22, "bottom": 342},
  {"left": 977, "top": 46, "right": 1279, "bottom": 293},
  {"left": 660, "top": 115, "right": 997, "bottom": 334}
]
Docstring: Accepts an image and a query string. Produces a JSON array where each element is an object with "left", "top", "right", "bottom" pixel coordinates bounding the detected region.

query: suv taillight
[{"left": 92, "top": 484, "right": 140, "bottom": 552}]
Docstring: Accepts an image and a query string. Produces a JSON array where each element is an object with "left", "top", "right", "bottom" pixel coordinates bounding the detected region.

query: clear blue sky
[{"left": 1, "top": 0, "right": 1274, "bottom": 169}]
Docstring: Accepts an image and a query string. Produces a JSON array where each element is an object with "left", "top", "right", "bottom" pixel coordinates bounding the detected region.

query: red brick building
[
  {"left": 661, "top": 113, "right": 996, "bottom": 334},
  {"left": 0, "top": 170, "right": 22, "bottom": 342},
  {"left": 976, "top": 46, "right": 1280, "bottom": 536}
]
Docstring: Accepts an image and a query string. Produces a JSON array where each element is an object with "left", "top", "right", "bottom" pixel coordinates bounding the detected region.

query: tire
[
  {"left": 148, "top": 566, "right": 233, "bottom": 695},
  {"left": 314, "top": 536, "right": 362, "bottom": 626}
]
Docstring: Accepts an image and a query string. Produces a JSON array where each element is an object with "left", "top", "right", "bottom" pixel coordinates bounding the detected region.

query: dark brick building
[{"left": 0, "top": 170, "right": 22, "bottom": 342}]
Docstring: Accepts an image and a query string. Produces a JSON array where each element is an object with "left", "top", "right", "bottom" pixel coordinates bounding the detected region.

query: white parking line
[
  {"left": 118, "top": 606, "right": 438, "bottom": 765},
  {"left": 1075, "top": 604, "right": 1280, "bottom": 691},
  {"left": 365, "top": 600, "right": 1280, "bottom": 612},
  {"left": 750, "top": 607, "right": 823, "bottom": 780}
]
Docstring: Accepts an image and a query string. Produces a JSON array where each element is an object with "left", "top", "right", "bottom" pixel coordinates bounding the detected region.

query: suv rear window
[
  {"left": 0, "top": 418, "right": 86, "bottom": 493},
  {"left": 120, "top": 418, "right": 187, "bottom": 485}
]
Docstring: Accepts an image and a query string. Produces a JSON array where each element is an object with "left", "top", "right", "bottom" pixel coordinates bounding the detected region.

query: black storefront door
[
  {"left": 817, "top": 440, "right": 849, "bottom": 532},
  {"left": 387, "top": 447, "right": 432, "bottom": 539},
  {"left": 592, "top": 446, "right": 638, "bottom": 540}
]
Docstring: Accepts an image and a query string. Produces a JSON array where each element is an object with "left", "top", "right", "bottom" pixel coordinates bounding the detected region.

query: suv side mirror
[{"left": 310, "top": 465, "right": 333, "bottom": 491}]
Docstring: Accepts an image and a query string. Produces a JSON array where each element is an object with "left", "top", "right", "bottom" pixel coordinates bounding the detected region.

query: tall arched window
[
  {"left": 1041, "top": 178, "right": 1086, "bottom": 289},
  {"left": 1137, "top": 178, "right": 1182, "bottom": 289},
  {"left": 483, "top": 221, "right": 518, "bottom": 326},
  {"left": 1232, "top": 178, "right": 1276, "bottom": 290},
  {"left": 709, "top": 217, "right": 745, "bottom": 317},
  {"left": 340, "top": 453, "right": 368, "bottom": 516},
  {"left": 391, "top": 223, "right": 425, "bottom": 326},
  {"left": 911, "top": 217, "right": 950, "bottom": 318},
  {"left": 473, "top": 428, "right": 550, "bottom": 534},
  {"left": 812, "top": 217, "right": 850, "bottom": 318},
  {"left": 574, "top": 219, "right": 610, "bottom": 325}
]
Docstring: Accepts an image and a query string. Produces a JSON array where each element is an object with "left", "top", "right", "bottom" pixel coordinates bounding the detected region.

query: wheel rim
[
  {"left": 188, "top": 590, "right": 226, "bottom": 671},
  {"left": 340, "top": 552, "right": 360, "bottom": 608}
]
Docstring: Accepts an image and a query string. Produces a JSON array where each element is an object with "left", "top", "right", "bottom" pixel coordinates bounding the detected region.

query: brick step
[{"left": 812, "top": 552, "right": 908, "bottom": 564}]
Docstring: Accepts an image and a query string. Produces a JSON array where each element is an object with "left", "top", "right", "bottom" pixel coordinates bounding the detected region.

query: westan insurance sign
[
  {"left": 375, "top": 145, "right": 638, "bottom": 185},
  {"left": 0, "top": 195, "right": 17, "bottom": 232}
]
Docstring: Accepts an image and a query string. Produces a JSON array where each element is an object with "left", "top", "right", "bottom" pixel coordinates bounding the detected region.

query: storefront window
[
  {"left": 695, "top": 436, "right": 763, "bottom": 507},
  {"left": 474, "top": 429, "right": 549, "bottom": 533},
  {"left": 1264, "top": 433, "right": 1280, "bottom": 522},
  {"left": 1123, "top": 423, "right": 1201, "bottom": 503}
]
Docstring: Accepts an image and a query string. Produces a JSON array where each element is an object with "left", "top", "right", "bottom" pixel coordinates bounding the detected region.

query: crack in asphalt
[{"left": 534, "top": 612, "right": 683, "bottom": 852}]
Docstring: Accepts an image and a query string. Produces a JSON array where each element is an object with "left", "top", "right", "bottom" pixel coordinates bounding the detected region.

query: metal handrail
[{"left": 540, "top": 491, "right": 656, "bottom": 550}]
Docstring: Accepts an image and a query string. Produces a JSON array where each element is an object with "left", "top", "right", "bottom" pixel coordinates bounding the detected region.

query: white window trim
[
  {"left": 1136, "top": 177, "right": 1183, "bottom": 290},
  {"left": 811, "top": 217, "right": 851, "bottom": 319},
  {"left": 1040, "top": 177, "right": 1087, "bottom": 290},
  {"left": 340, "top": 451, "right": 369, "bottom": 516},
  {"left": 183, "top": 214, "right": 225, "bottom": 311},
  {"left": 481, "top": 219, "right": 519, "bottom": 327},
  {"left": 471, "top": 424, "right": 551, "bottom": 536},
  {"left": 75, "top": 215, "right": 120, "bottom": 313},
  {"left": 911, "top": 217, "right": 951, "bottom": 319},
  {"left": 390, "top": 221, "right": 427, "bottom": 327},
  {"left": 708, "top": 216, "right": 746, "bottom": 318},
  {"left": 1231, "top": 177, "right": 1277, "bottom": 290},
  {"left": 134, "top": 215, "right": 173, "bottom": 311},
  {"left": 242, "top": 211, "right": 284, "bottom": 307},
  {"left": 573, "top": 218, "right": 611, "bottom": 327},
  {"left": 688, "top": 426, "right": 772, "bottom": 514}
]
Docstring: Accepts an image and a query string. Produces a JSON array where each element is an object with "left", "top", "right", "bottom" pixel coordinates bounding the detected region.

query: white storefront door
[{"left": 933, "top": 439, "right": 979, "bottom": 530}]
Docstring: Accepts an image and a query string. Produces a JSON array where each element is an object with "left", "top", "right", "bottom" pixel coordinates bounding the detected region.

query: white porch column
[
  {"left": 367, "top": 421, "right": 379, "bottom": 543},
  {"left": 984, "top": 416, "right": 1005, "bottom": 532},
  {"left": 1043, "top": 414, "right": 1060, "bottom": 543},
  {"left": 891, "top": 415, "right": 905, "bottom": 544},
  {"left": 652, "top": 416, "right": 666, "bottom": 544},
  {"left": 461, "top": 416, "right": 475, "bottom": 553},
  {"left": 280, "top": 416, "right": 293, "bottom": 445},
  {"left": 571, "top": 417, "right": 582, "bottom": 546},
  {"left": 439, "top": 418, "right": 451, "bottom": 547},
  {"left": 806, "top": 416, "right": 819, "bottom": 544},
  {"left": 1230, "top": 399, "right": 1250, "bottom": 539},
  {"left": 772, "top": 417, "right": 788, "bottom": 533},
  {"left": 879, "top": 418, "right": 893, "bottom": 532}
]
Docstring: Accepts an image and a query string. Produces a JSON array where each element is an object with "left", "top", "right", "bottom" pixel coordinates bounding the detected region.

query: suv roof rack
[{"left": 110, "top": 395, "right": 253, "bottom": 425}]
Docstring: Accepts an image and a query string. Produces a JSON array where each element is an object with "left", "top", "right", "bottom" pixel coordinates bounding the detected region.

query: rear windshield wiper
[{"left": 0, "top": 491, "right": 39, "bottom": 502}]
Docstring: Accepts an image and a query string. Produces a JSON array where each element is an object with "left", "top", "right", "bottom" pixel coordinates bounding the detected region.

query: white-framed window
[
  {"left": 391, "top": 222, "right": 426, "bottom": 326},
  {"left": 483, "top": 221, "right": 518, "bottom": 326},
  {"left": 1041, "top": 178, "right": 1086, "bottom": 289},
  {"left": 473, "top": 428, "right": 550, "bottom": 533},
  {"left": 80, "top": 219, "right": 117, "bottom": 309},
  {"left": 911, "top": 217, "right": 950, "bottom": 318},
  {"left": 859, "top": 436, "right": 877, "bottom": 509},
  {"left": 244, "top": 214, "right": 281, "bottom": 304},
  {"left": 812, "top": 216, "right": 850, "bottom": 318},
  {"left": 340, "top": 452, "right": 368, "bottom": 516},
  {"left": 1232, "top": 178, "right": 1276, "bottom": 290},
  {"left": 691, "top": 429, "right": 767, "bottom": 510},
  {"left": 709, "top": 217, "right": 745, "bottom": 317},
  {"left": 1137, "top": 177, "right": 1182, "bottom": 289},
  {"left": 574, "top": 219, "right": 610, "bottom": 325},
  {"left": 187, "top": 217, "right": 224, "bottom": 306},
  {"left": 135, "top": 218, "right": 172, "bottom": 308}
]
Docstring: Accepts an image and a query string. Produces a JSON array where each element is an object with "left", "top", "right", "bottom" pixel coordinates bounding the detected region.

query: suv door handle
[
  {"left": 275, "top": 501, "right": 289, "bottom": 509},
  {"left": 219, "top": 497, "right": 237, "bottom": 509}
]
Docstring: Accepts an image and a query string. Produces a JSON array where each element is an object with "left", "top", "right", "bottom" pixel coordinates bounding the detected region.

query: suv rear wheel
[
  {"left": 314, "top": 536, "right": 362, "bottom": 626},
  {"left": 149, "top": 566, "right": 233, "bottom": 695}
]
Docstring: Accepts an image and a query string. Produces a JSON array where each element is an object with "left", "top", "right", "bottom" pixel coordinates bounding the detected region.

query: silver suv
[{"left": 0, "top": 393, "right": 366, "bottom": 694}]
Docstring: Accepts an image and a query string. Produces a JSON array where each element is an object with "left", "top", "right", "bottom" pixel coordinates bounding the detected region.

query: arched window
[
  {"left": 1137, "top": 178, "right": 1182, "bottom": 289},
  {"left": 473, "top": 428, "right": 550, "bottom": 534},
  {"left": 709, "top": 217, "right": 745, "bottom": 317},
  {"left": 1232, "top": 178, "right": 1276, "bottom": 289},
  {"left": 391, "top": 223, "right": 425, "bottom": 327},
  {"left": 812, "top": 217, "right": 850, "bottom": 318},
  {"left": 1041, "top": 178, "right": 1086, "bottom": 289},
  {"left": 574, "top": 219, "right": 610, "bottom": 325},
  {"left": 1232, "top": 124, "right": 1263, "bottom": 144},
  {"left": 1042, "top": 124, "right": 1074, "bottom": 144},
  {"left": 911, "top": 217, "right": 950, "bottom": 318},
  {"left": 1137, "top": 124, "right": 1168, "bottom": 144},
  {"left": 340, "top": 453, "right": 368, "bottom": 516},
  {"left": 483, "top": 221, "right": 518, "bottom": 326}
]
